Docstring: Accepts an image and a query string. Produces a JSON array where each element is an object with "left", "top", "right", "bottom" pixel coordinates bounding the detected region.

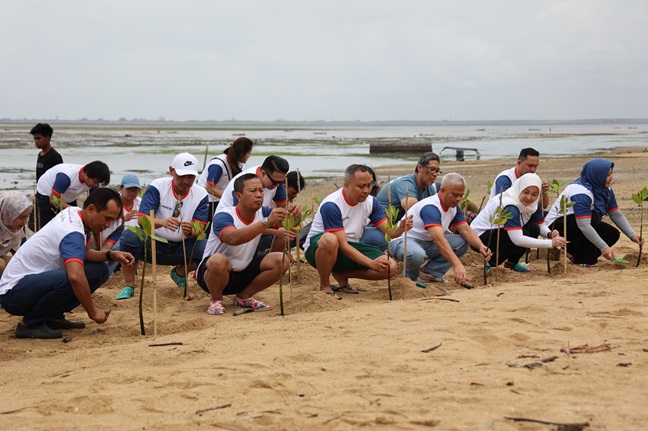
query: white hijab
[
  {"left": 500, "top": 173, "right": 542, "bottom": 218},
  {"left": 0, "top": 191, "right": 32, "bottom": 251}
]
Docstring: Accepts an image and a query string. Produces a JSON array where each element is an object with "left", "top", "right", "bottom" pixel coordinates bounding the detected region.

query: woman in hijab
[
  {"left": 545, "top": 158, "right": 643, "bottom": 267},
  {"left": 0, "top": 192, "right": 33, "bottom": 276},
  {"left": 472, "top": 173, "right": 565, "bottom": 272}
]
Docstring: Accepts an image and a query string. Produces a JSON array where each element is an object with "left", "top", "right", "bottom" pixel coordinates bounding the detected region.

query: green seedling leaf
[
  {"left": 150, "top": 234, "right": 169, "bottom": 243},
  {"left": 127, "top": 225, "right": 144, "bottom": 241},
  {"left": 141, "top": 216, "right": 153, "bottom": 236}
]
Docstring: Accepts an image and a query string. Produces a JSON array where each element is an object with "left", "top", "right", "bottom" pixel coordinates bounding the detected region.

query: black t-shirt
[{"left": 36, "top": 148, "right": 63, "bottom": 180}]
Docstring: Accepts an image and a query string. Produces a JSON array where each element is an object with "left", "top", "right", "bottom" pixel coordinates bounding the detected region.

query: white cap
[{"left": 171, "top": 152, "right": 199, "bottom": 176}]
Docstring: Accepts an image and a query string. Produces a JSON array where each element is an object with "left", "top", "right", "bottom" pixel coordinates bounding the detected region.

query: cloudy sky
[{"left": 2, "top": 0, "right": 647, "bottom": 121}]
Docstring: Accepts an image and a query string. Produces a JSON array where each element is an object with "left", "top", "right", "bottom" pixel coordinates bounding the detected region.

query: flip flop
[
  {"left": 116, "top": 286, "right": 135, "bottom": 300},
  {"left": 332, "top": 285, "right": 359, "bottom": 294},
  {"left": 170, "top": 267, "right": 186, "bottom": 289},
  {"left": 321, "top": 287, "right": 342, "bottom": 300},
  {"left": 507, "top": 262, "right": 531, "bottom": 273}
]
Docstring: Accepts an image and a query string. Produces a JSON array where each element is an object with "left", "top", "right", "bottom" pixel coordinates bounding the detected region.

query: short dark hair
[
  {"left": 261, "top": 156, "right": 289, "bottom": 175},
  {"left": 233, "top": 173, "right": 260, "bottom": 193},
  {"left": 518, "top": 148, "right": 540, "bottom": 160},
  {"left": 415, "top": 151, "right": 440, "bottom": 173},
  {"left": 83, "top": 161, "right": 111, "bottom": 186},
  {"left": 83, "top": 187, "right": 123, "bottom": 213},
  {"left": 344, "top": 164, "right": 374, "bottom": 183},
  {"left": 30, "top": 123, "right": 53, "bottom": 138},
  {"left": 286, "top": 171, "right": 306, "bottom": 191}
]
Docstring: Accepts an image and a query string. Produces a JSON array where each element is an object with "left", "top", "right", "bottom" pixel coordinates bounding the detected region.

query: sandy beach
[{"left": 1, "top": 148, "right": 648, "bottom": 430}]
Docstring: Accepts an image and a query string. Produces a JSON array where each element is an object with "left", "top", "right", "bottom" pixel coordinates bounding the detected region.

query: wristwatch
[{"left": 262, "top": 216, "right": 271, "bottom": 228}]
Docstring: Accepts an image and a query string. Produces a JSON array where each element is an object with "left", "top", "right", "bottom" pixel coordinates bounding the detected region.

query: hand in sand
[
  {"left": 602, "top": 247, "right": 614, "bottom": 260},
  {"left": 89, "top": 308, "right": 111, "bottom": 324},
  {"left": 453, "top": 263, "right": 467, "bottom": 286}
]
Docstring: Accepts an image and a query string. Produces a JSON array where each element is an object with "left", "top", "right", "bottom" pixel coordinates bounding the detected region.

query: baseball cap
[
  {"left": 171, "top": 152, "right": 199, "bottom": 176},
  {"left": 120, "top": 173, "right": 141, "bottom": 189}
]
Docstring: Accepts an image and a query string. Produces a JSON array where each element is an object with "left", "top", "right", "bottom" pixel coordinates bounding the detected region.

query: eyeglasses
[
  {"left": 263, "top": 169, "right": 284, "bottom": 186},
  {"left": 422, "top": 166, "right": 442, "bottom": 175},
  {"left": 172, "top": 199, "right": 183, "bottom": 218}
]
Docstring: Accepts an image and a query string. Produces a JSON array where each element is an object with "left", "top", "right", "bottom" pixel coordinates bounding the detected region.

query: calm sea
[{"left": 1, "top": 122, "right": 647, "bottom": 193}]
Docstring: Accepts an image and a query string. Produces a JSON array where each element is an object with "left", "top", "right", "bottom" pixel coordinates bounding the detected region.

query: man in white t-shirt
[
  {"left": 0, "top": 188, "right": 135, "bottom": 339},
  {"left": 304, "top": 164, "right": 412, "bottom": 299},
  {"left": 389, "top": 173, "right": 491, "bottom": 286},
  {"left": 197, "top": 173, "right": 289, "bottom": 315},
  {"left": 490, "top": 148, "right": 550, "bottom": 209},
  {"left": 116, "top": 153, "right": 209, "bottom": 300}
]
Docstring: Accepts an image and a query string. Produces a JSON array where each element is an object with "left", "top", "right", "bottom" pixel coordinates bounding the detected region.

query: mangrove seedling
[
  {"left": 126, "top": 216, "right": 168, "bottom": 336},
  {"left": 631, "top": 186, "right": 648, "bottom": 267},
  {"left": 383, "top": 204, "right": 400, "bottom": 300}
]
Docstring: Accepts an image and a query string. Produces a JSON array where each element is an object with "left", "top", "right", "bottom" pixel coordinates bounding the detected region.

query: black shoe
[
  {"left": 15, "top": 323, "right": 63, "bottom": 339},
  {"left": 45, "top": 318, "right": 86, "bottom": 330}
]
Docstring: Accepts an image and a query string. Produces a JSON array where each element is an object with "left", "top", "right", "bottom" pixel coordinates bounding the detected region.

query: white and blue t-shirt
[
  {"left": 216, "top": 166, "right": 287, "bottom": 214},
  {"left": 489, "top": 167, "right": 519, "bottom": 199},
  {"left": 138, "top": 177, "right": 209, "bottom": 243},
  {"left": 545, "top": 183, "right": 619, "bottom": 226},
  {"left": 471, "top": 198, "right": 545, "bottom": 237},
  {"left": 201, "top": 205, "right": 273, "bottom": 271},
  {"left": 0, "top": 207, "right": 87, "bottom": 294},
  {"left": 405, "top": 195, "right": 467, "bottom": 241},
  {"left": 197, "top": 154, "right": 243, "bottom": 203},
  {"left": 36, "top": 163, "right": 94, "bottom": 203},
  {"left": 304, "top": 188, "right": 387, "bottom": 251}
]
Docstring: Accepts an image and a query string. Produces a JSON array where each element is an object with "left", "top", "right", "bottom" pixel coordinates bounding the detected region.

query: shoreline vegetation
[{"left": 1, "top": 147, "right": 648, "bottom": 430}]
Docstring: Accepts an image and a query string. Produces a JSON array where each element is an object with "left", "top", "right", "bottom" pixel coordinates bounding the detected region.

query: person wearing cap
[
  {"left": 115, "top": 153, "right": 209, "bottom": 300},
  {"left": 35, "top": 161, "right": 111, "bottom": 229},
  {"left": 119, "top": 173, "right": 142, "bottom": 228}
]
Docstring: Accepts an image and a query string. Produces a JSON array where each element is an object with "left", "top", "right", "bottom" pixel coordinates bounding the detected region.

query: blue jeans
[
  {"left": 118, "top": 229, "right": 206, "bottom": 265},
  {"left": 0, "top": 263, "right": 109, "bottom": 327},
  {"left": 389, "top": 234, "right": 469, "bottom": 280},
  {"left": 361, "top": 226, "right": 388, "bottom": 251}
]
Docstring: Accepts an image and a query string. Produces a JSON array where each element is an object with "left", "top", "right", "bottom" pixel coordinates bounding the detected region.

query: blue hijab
[{"left": 572, "top": 158, "right": 613, "bottom": 217}]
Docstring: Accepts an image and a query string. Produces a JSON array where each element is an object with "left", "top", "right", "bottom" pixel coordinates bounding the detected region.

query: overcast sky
[{"left": 2, "top": 0, "right": 647, "bottom": 121}]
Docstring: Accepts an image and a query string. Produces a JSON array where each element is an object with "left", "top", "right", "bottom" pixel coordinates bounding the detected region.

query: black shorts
[{"left": 197, "top": 253, "right": 264, "bottom": 296}]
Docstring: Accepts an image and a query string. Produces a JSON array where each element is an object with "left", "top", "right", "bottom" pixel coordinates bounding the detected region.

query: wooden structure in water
[
  {"left": 439, "top": 146, "right": 481, "bottom": 161},
  {"left": 369, "top": 138, "right": 433, "bottom": 154}
]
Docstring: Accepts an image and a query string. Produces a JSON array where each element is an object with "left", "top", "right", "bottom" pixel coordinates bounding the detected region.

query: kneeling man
[
  {"left": 389, "top": 173, "right": 491, "bottom": 286},
  {"left": 197, "top": 174, "right": 289, "bottom": 315},
  {"left": 304, "top": 164, "right": 411, "bottom": 299},
  {"left": 0, "top": 188, "right": 135, "bottom": 339}
]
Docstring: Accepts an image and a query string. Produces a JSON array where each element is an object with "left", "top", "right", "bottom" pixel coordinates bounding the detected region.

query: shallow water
[{"left": 2, "top": 122, "right": 647, "bottom": 193}]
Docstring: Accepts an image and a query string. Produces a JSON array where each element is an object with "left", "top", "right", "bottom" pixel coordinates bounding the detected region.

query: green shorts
[{"left": 305, "top": 232, "right": 385, "bottom": 273}]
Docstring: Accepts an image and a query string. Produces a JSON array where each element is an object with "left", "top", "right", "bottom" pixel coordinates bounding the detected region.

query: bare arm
[{"left": 220, "top": 208, "right": 288, "bottom": 246}]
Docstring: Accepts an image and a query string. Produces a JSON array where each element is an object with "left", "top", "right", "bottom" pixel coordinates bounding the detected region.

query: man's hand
[
  {"left": 180, "top": 221, "right": 193, "bottom": 237},
  {"left": 399, "top": 215, "right": 414, "bottom": 231},
  {"left": 288, "top": 204, "right": 302, "bottom": 219},
  {"left": 110, "top": 251, "right": 136, "bottom": 266},
  {"left": 368, "top": 258, "right": 390, "bottom": 272},
  {"left": 479, "top": 245, "right": 492, "bottom": 261},
  {"left": 164, "top": 217, "right": 181, "bottom": 231},
  {"left": 268, "top": 207, "right": 288, "bottom": 226},
  {"left": 89, "top": 308, "right": 111, "bottom": 324},
  {"left": 274, "top": 227, "right": 297, "bottom": 240},
  {"left": 453, "top": 263, "right": 467, "bottom": 285}
]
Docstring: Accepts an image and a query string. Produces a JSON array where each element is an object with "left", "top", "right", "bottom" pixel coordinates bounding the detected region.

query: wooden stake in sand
[
  {"left": 295, "top": 168, "right": 302, "bottom": 282},
  {"left": 179, "top": 209, "right": 189, "bottom": 299},
  {"left": 149, "top": 210, "right": 158, "bottom": 337},
  {"left": 402, "top": 184, "right": 409, "bottom": 299}
]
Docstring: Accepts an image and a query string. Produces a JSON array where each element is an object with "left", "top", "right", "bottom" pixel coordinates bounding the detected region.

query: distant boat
[
  {"left": 313, "top": 131, "right": 327, "bottom": 135},
  {"left": 476, "top": 128, "right": 486, "bottom": 131},
  {"left": 232, "top": 132, "right": 245, "bottom": 136},
  {"left": 528, "top": 128, "right": 541, "bottom": 131}
]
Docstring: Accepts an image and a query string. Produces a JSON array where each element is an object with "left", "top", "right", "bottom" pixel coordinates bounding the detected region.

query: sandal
[
  {"left": 207, "top": 300, "right": 225, "bottom": 315},
  {"left": 170, "top": 267, "right": 186, "bottom": 289},
  {"left": 505, "top": 262, "right": 531, "bottom": 273},
  {"left": 578, "top": 263, "right": 598, "bottom": 268},
  {"left": 332, "top": 285, "right": 359, "bottom": 294},
  {"left": 116, "top": 286, "right": 135, "bottom": 300},
  {"left": 233, "top": 296, "right": 272, "bottom": 310},
  {"left": 320, "top": 287, "right": 342, "bottom": 300},
  {"left": 418, "top": 270, "right": 448, "bottom": 283}
]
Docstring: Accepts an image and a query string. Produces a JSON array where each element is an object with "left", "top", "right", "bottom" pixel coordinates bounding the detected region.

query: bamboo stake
[
  {"left": 295, "top": 169, "right": 302, "bottom": 283},
  {"left": 179, "top": 209, "right": 189, "bottom": 299},
  {"left": 285, "top": 178, "right": 294, "bottom": 315},
  {"left": 402, "top": 184, "right": 409, "bottom": 299},
  {"left": 150, "top": 210, "right": 158, "bottom": 337},
  {"left": 562, "top": 198, "right": 567, "bottom": 274},
  {"left": 496, "top": 188, "right": 503, "bottom": 282},
  {"left": 386, "top": 176, "right": 392, "bottom": 300}
]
